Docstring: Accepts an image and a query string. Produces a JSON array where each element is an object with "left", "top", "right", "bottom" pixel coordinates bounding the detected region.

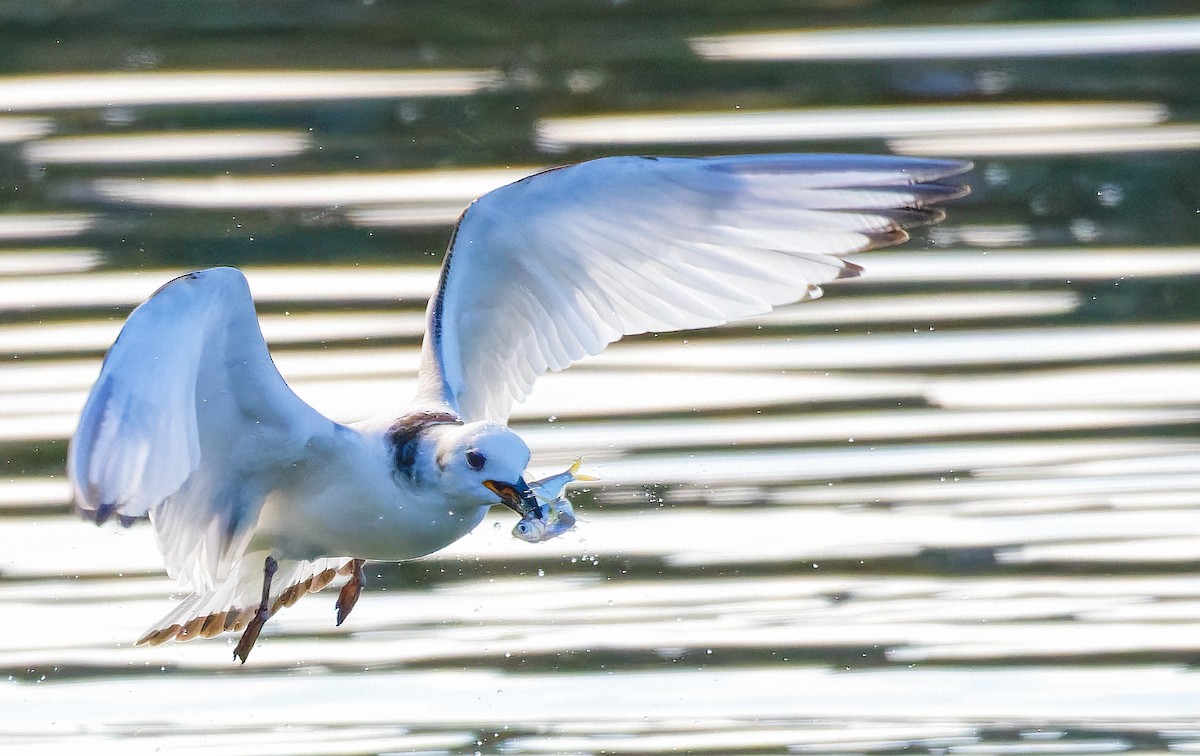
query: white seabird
[{"left": 68, "top": 154, "right": 970, "bottom": 661}]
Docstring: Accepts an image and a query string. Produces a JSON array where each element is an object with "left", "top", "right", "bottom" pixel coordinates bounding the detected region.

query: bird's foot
[
  {"left": 335, "top": 558, "right": 366, "bottom": 626},
  {"left": 233, "top": 607, "right": 269, "bottom": 664},
  {"left": 233, "top": 555, "right": 278, "bottom": 664}
]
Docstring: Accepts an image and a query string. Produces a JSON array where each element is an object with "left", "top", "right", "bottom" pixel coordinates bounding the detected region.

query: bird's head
[{"left": 433, "top": 421, "right": 534, "bottom": 511}]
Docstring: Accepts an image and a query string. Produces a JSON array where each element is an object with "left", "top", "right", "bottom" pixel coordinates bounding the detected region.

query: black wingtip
[
  {"left": 77, "top": 500, "right": 141, "bottom": 528},
  {"left": 86, "top": 501, "right": 118, "bottom": 526},
  {"left": 837, "top": 261, "right": 865, "bottom": 280}
]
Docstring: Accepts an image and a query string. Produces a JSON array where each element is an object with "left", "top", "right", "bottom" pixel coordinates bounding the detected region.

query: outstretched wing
[
  {"left": 68, "top": 267, "right": 335, "bottom": 590},
  {"left": 414, "top": 153, "right": 971, "bottom": 422}
]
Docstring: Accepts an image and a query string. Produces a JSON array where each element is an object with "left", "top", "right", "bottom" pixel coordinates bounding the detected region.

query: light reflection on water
[
  {"left": 893, "top": 124, "right": 1200, "bottom": 157},
  {"left": 0, "top": 213, "right": 96, "bottom": 241},
  {"left": 858, "top": 247, "right": 1200, "bottom": 281},
  {"left": 87, "top": 166, "right": 537, "bottom": 209},
  {"left": 535, "top": 102, "right": 1168, "bottom": 151},
  {"left": 0, "top": 265, "right": 438, "bottom": 310},
  {"left": 0, "top": 116, "right": 54, "bottom": 144},
  {"left": 3, "top": 4, "right": 1200, "bottom": 755},
  {"left": 25, "top": 130, "right": 313, "bottom": 165},
  {"left": 690, "top": 16, "right": 1200, "bottom": 61},
  {"left": 0, "top": 69, "right": 501, "bottom": 110},
  {"left": 0, "top": 248, "right": 99, "bottom": 276}
]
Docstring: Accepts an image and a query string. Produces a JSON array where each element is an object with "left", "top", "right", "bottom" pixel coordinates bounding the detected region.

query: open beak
[{"left": 483, "top": 477, "right": 536, "bottom": 515}]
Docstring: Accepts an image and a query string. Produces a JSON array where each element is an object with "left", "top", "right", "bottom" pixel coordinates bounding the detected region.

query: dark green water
[{"left": 3, "top": 2, "right": 1200, "bottom": 754}]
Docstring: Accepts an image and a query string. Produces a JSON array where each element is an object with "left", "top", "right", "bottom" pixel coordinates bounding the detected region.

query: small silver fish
[
  {"left": 513, "top": 497, "right": 577, "bottom": 543},
  {"left": 512, "top": 459, "right": 592, "bottom": 543}
]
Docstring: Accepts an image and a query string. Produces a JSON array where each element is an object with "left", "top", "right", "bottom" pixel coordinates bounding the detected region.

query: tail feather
[{"left": 138, "top": 554, "right": 354, "bottom": 646}]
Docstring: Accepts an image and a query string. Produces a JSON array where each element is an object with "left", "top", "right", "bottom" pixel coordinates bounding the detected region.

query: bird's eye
[{"left": 465, "top": 449, "right": 487, "bottom": 471}]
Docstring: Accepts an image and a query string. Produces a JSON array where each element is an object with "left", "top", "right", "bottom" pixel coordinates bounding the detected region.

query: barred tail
[{"left": 137, "top": 553, "right": 356, "bottom": 645}]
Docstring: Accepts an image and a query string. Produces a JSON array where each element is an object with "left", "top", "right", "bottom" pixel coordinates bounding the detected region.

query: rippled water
[{"left": 3, "top": 3, "right": 1200, "bottom": 754}]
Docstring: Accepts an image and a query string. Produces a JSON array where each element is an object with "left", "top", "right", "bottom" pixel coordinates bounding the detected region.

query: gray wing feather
[
  {"left": 415, "top": 154, "right": 970, "bottom": 422},
  {"left": 68, "top": 267, "right": 334, "bottom": 590}
]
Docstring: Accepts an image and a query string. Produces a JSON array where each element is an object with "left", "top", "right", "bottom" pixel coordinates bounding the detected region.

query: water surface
[{"left": 3, "top": 2, "right": 1200, "bottom": 754}]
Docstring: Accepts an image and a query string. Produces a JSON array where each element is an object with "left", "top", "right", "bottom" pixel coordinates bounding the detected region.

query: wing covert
[{"left": 415, "top": 154, "right": 971, "bottom": 422}]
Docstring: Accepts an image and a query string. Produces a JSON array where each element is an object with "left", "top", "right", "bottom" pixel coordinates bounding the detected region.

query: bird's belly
[{"left": 253, "top": 481, "right": 488, "bottom": 563}]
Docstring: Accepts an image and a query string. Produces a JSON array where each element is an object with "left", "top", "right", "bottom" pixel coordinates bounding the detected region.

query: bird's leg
[
  {"left": 233, "top": 555, "right": 278, "bottom": 664},
  {"left": 335, "top": 558, "right": 366, "bottom": 626}
]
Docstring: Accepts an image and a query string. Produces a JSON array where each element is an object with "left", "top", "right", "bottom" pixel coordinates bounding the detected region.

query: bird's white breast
[{"left": 250, "top": 423, "right": 487, "bottom": 562}]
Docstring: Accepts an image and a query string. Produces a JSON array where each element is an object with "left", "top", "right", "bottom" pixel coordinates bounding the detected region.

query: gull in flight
[{"left": 68, "top": 154, "right": 970, "bottom": 661}]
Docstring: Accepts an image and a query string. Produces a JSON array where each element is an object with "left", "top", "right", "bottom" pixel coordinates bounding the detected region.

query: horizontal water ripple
[{"left": 1, "top": 6, "right": 1198, "bottom": 753}]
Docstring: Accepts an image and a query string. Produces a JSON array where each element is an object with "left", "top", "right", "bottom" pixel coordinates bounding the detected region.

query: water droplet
[
  {"left": 984, "top": 163, "right": 1010, "bottom": 186},
  {"left": 1069, "top": 217, "right": 1100, "bottom": 242},
  {"left": 536, "top": 568, "right": 545, "bottom": 577},
  {"left": 1097, "top": 182, "right": 1124, "bottom": 208},
  {"left": 975, "top": 68, "right": 1011, "bottom": 94}
]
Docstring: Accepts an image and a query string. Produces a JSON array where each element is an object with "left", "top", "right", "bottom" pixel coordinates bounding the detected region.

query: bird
[{"left": 68, "top": 153, "right": 970, "bottom": 662}]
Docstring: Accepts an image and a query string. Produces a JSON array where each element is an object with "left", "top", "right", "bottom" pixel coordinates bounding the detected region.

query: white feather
[
  {"left": 136, "top": 554, "right": 350, "bottom": 645},
  {"left": 68, "top": 267, "right": 336, "bottom": 590},
  {"left": 415, "top": 154, "right": 970, "bottom": 422}
]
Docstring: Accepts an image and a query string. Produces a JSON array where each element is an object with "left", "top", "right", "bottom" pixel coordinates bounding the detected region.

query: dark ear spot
[
  {"left": 465, "top": 449, "right": 487, "bottom": 471},
  {"left": 387, "top": 410, "right": 462, "bottom": 480}
]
